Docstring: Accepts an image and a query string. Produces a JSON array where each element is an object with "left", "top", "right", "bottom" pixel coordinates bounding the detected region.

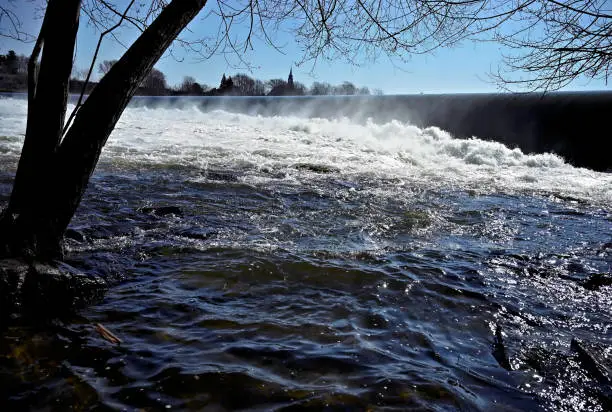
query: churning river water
[{"left": 0, "top": 95, "right": 610, "bottom": 411}]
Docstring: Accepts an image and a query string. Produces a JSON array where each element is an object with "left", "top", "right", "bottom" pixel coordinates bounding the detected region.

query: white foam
[
  {"left": 0, "top": 96, "right": 28, "bottom": 155},
  {"left": 0, "top": 97, "right": 610, "bottom": 205}
]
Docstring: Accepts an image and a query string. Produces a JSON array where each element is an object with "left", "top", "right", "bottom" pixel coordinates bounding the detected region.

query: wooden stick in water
[{"left": 95, "top": 323, "right": 122, "bottom": 345}]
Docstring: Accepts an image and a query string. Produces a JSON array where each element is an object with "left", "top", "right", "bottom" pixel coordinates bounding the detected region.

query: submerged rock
[
  {"left": 293, "top": 163, "right": 339, "bottom": 174},
  {"left": 0, "top": 259, "right": 28, "bottom": 312},
  {"left": 571, "top": 338, "right": 612, "bottom": 386},
  {"left": 401, "top": 210, "right": 432, "bottom": 230},
  {"left": 0, "top": 259, "right": 107, "bottom": 317},
  {"left": 205, "top": 169, "right": 240, "bottom": 182},
  {"left": 139, "top": 205, "right": 183, "bottom": 217},
  {"left": 492, "top": 324, "right": 512, "bottom": 371},
  {"left": 581, "top": 273, "right": 612, "bottom": 291},
  {"left": 65, "top": 228, "right": 87, "bottom": 243},
  {"left": 178, "top": 227, "right": 216, "bottom": 240}
]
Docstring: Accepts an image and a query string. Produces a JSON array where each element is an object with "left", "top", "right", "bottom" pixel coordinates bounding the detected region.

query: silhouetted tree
[
  {"left": 268, "top": 81, "right": 289, "bottom": 96},
  {"left": 232, "top": 73, "right": 255, "bottom": 95},
  {"left": 178, "top": 75, "right": 204, "bottom": 94},
  {"left": 0, "top": 0, "right": 207, "bottom": 259},
  {"left": 310, "top": 81, "right": 332, "bottom": 95},
  {"left": 266, "top": 78, "right": 286, "bottom": 95},
  {"left": 334, "top": 81, "right": 357, "bottom": 96},
  {"left": 254, "top": 79, "right": 266, "bottom": 96},
  {"left": 266, "top": 70, "right": 305, "bottom": 96},
  {"left": 180, "top": 75, "right": 196, "bottom": 90},
  {"left": 292, "top": 81, "right": 306, "bottom": 96},
  {"left": 216, "top": 73, "right": 235, "bottom": 94},
  {"left": 4, "top": 50, "right": 19, "bottom": 74},
  {"left": 0, "top": 50, "right": 28, "bottom": 91},
  {"left": 232, "top": 73, "right": 265, "bottom": 96},
  {"left": 141, "top": 68, "right": 167, "bottom": 92}
]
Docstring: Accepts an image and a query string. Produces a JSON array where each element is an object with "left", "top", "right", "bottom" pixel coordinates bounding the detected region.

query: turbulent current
[{"left": 0, "top": 95, "right": 610, "bottom": 411}]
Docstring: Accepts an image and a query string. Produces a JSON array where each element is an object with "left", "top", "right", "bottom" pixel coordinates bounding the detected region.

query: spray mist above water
[
  {"left": 0, "top": 96, "right": 609, "bottom": 206},
  {"left": 94, "top": 100, "right": 610, "bottom": 206}
]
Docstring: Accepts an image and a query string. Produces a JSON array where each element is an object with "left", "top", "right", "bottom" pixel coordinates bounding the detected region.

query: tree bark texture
[
  {"left": 0, "top": 0, "right": 81, "bottom": 259},
  {"left": 0, "top": 0, "right": 208, "bottom": 260}
]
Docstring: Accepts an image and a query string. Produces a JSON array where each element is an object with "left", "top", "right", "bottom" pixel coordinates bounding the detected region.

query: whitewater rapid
[{"left": 0, "top": 97, "right": 610, "bottom": 206}]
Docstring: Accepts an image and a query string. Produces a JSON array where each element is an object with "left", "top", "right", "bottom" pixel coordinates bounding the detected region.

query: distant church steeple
[{"left": 287, "top": 68, "right": 294, "bottom": 88}]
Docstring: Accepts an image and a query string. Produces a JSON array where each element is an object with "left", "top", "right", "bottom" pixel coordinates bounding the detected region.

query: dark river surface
[{"left": 0, "top": 95, "right": 610, "bottom": 411}]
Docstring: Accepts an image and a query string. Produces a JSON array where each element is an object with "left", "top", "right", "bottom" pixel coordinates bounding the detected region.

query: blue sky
[{"left": 1, "top": 0, "right": 608, "bottom": 94}]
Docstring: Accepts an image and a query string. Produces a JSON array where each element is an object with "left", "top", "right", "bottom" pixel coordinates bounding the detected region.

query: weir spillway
[{"left": 130, "top": 91, "right": 611, "bottom": 172}]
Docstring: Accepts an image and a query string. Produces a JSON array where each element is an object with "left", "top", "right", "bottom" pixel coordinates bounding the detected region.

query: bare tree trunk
[
  {"left": 0, "top": 0, "right": 81, "bottom": 260},
  {"left": 0, "top": 0, "right": 208, "bottom": 260}
]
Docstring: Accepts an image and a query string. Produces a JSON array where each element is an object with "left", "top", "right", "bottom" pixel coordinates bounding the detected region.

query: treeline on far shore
[{"left": 0, "top": 52, "right": 382, "bottom": 97}]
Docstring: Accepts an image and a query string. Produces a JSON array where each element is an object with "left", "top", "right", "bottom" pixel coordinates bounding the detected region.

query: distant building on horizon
[
  {"left": 268, "top": 68, "right": 303, "bottom": 96},
  {"left": 287, "top": 68, "right": 294, "bottom": 89}
]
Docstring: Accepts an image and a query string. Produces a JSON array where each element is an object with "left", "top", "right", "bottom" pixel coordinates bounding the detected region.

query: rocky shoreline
[{"left": 0, "top": 259, "right": 107, "bottom": 317}]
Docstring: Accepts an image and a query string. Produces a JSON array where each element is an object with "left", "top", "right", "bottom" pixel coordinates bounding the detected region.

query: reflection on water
[{"left": 0, "top": 97, "right": 610, "bottom": 411}]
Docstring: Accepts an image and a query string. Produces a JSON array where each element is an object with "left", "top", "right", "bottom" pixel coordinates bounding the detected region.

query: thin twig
[
  {"left": 62, "top": 0, "right": 136, "bottom": 140},
  {"left": 95, "top": 323, "right": 122, "bottom": 344}
]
